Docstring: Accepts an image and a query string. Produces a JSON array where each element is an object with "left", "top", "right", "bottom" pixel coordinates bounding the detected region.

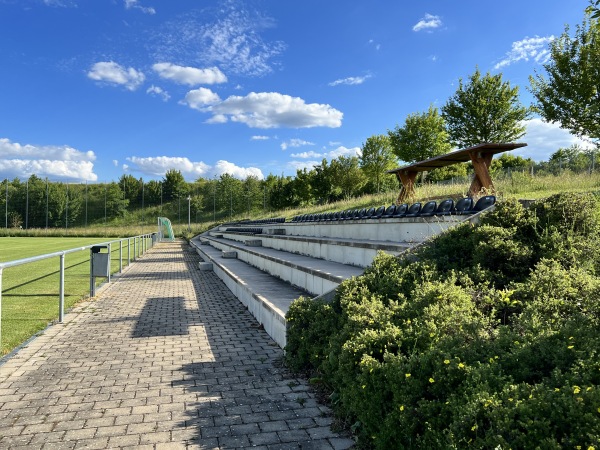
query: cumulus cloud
[
  {"left": 290, "top": 150, "right": 322, "bottom": 159},
  {"left": 413, "top": 13, "right": 442, "bottom": 32},
  {"left": 0, "top": 138, "right": 97, "bottom": 181},
  {"left": 287, "top": 160, "right": 321, "bottom": 172},
  {"left": 516, "top": 118, "right": 594, "bottom": 161},
  {"left": 125, "top": 155, "right": 264, "bottom": 180},
  {"left": 329, "top": 74, "right": 372, "bottom": 87},
  {"left": 146, "top": 85, "right": 170, "bottom": 101},
  {"left": 203, "top": 92, "right": 343, "bottom": 129},
  {"left": 213, "top": 160, "right": 264, "bottom": 179},
  {"left": 494, "top": 35, "right": 554, "bottom": 70},
  {"left": 281, "top": 139, "right": 315, "bottom": 151},
  {"left": 124, "top": 0, "right": 155, "bottom": 14},
  {"left": 150, "top": 5, "right": 285, "bottom": 77},
  {"left": 152, "top": 63, "right": 227, "bottom": 85},
  {"left": 289, "top": 145, "right": 361, "bottom": 160},
  {"left": 180, "top": 88, "right": 221, "bottom": 110},
  {"left": 87, "top": 61, "right": 145, "bottom": 91}
]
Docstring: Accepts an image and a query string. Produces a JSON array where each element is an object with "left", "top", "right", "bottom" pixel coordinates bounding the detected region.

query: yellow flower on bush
[
  {"left": 405, "top": 373, "right": 411, "bottom": 378},
  {"left": 568, "top": 345, "right": 575, "bottom": 349},
  {"left": 574, "top": 386, "right": 581, "bottom": 394},
  {"left": 429, "top": 377, "right": 435, "bottom": 383},
  {"left": 458, "top": 363, "right": 465, "bottom": 369},
  {"left": 399, "top": 405, "right": 404, "bottom": 411},
  {"left": 444, "top": 359, "right": 450, "bottom": 365}
]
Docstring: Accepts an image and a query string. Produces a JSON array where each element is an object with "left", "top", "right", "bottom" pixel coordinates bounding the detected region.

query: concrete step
[
  {"left": 190, "top": 238, "right": 309, "bottom": 348},
  {"left": 217, "top": 231, "right": 413, "bottom": 268},
  {"left": 199, "top": 235, "right": 364, "bottom": 296}
]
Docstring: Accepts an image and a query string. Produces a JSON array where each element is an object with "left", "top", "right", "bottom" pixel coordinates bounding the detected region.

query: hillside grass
[{"left": 0, "top": 236, "right": 152, "bottom": 356}]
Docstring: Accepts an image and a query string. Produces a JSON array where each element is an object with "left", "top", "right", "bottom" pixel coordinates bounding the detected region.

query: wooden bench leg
[{"left": 469, "top": 151, "right": 495, "bottom": 196}]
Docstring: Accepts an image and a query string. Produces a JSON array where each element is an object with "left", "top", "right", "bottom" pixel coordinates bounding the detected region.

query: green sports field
[{"left": 0, "top": 237, "right": 147, "bottom": 356}]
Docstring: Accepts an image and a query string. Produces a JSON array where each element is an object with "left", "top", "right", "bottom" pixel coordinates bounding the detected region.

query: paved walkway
[{"left": 0, "top": 241, "right": 354, "bottom": 450}]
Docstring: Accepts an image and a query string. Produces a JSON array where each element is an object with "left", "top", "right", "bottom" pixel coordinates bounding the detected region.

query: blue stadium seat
[
  {"left": 453, "top": 197, "right": 474, "bottom": 215},
  {"left": 435, "top": 199, "right": 454, "bottom": 216},
  {"left": 404, "top": 202, "right": 422, "bottom": 217},
  {"left": 419, "top": 201, "right": 437, "bottom": 217}
]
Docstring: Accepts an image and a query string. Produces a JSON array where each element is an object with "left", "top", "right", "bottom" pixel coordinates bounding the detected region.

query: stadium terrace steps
[{"left": 191, "top": 213, "right": 469, "bottom": 348}]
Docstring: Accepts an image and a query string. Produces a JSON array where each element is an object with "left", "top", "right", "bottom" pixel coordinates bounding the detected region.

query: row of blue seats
[
  {"left": 240, "top": 217, "right": 285, "bottom": 225},
  {"left": 225, "top": 227, "right": 263, "bottom": 234},
  {"left": 290, "top": 196, "right": 496, "bottom": 222}
]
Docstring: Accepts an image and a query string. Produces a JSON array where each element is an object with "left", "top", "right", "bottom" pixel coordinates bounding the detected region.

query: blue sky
[{"left": 0, "top": 0, "right": 592, "bottom": 183}]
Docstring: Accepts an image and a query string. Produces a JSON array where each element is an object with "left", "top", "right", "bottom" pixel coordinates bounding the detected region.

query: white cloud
[
  {"left": 0, "top": 138, "right": 97, "bottom": 181},
  {"left": 206, "top": 92, "right": 343, "bottom": 129},
  {"left": 494, "top": 35, "right": 555, "bottom": 70},
  {"left": 125, "top": 155, "right": 264, "bottom": 180},
  {"left": 180, "top": 88, "right": 221, "bottom": 110},
  {"left": 413, "top": 13, "right": 442, "bottom": 32},
  {"left": 213, "top": 160, "right": 264, "bottom": 179},
  {"left": 150, "top": 5, "right": 285, "bottom": 77},
  {"left": 126, "top": 156, "right": 211, "bottom": 178},
  {"left": 281, "top": 139, "right": 315, "bottom": 151},
  {"left": 287, "top": 160, "right": 320, "bottom": 172},
  {"left": 87, "top": 61, "right": 145, "bottom": 91},
  {"left": 205, "top": 114, "right": 228, "bottom": 124},
  {"left": 289, "top": 145, "right": 361, "bottom": 161},
  {"left": 329, "top": 74, "right": 372, "bottom": 87},
  {"left": 251, "top": 135, "right": 270, "bottom": 140},
  {"left": 152, "top": 63, "right": 227, "bottom": 85},
  {"left": 290, "top": 150, "right": 322, "bottom": 159},
  {"left": 124, "top": 0, "right": 155, "bottom": 15},
  {"left": 146, "top": 85, "right": 170, "bottom": 102},
  {"left": 112, "top": 160, "right": 119, "bottom": 167},
  {"left": 326, "top": 146, "right": 362, "bottom": 159},
  {"left": 516, "top": 118, "right": 594, "bottom": 161}
]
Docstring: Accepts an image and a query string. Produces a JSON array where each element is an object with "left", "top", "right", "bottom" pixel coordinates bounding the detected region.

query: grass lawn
[{"left": 0, "top": 236, "right": 150, "bottom": 356}]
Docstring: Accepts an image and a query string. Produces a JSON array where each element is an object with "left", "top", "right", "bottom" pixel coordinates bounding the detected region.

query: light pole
[{"left": 187, "top": 195, "right": 191, "bottom": 232}]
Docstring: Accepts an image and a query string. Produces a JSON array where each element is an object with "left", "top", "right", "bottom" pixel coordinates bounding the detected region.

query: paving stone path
[{"left": 0, "top": 241, "right": 354, "bottom": 450}]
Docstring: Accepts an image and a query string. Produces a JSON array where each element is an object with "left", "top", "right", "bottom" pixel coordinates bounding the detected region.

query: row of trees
[{"left": 2, "top": 139, "right": 597, "bottom": 229}]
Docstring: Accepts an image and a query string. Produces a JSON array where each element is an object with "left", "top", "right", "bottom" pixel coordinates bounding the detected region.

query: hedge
[{"left": 285, "top": 192, "right": 600, "bottom": 449}]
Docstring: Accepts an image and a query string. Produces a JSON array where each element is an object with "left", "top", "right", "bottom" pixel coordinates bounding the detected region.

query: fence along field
[{"left": 0, "top": 237, "right": 148, "bottom": 356}]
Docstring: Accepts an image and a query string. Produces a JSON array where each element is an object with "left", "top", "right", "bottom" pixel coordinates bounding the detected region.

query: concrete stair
[{"left": 190, "top": 214, "right": 466, "bottom": 348}]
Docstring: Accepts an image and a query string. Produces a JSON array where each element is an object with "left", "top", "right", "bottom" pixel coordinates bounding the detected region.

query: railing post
[
  {"left": 133, "top": 238, "right": 137, "bottom": 261},
  {"left": 119, "top": 240, "right": 122, "bottom": 273},
  {"left": 127, "top": 238, "right": 130, "bottom": 265},
  {"left": 107, "top": 243, "right": 111, "bottom": 283},
  {"left": 59, "top": 253, "right": 65, "bottom": 323}
]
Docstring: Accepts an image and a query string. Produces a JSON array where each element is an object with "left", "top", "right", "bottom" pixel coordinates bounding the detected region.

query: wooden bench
[{"left": 387, "top": 142, "right": 527, "bottom": 203}]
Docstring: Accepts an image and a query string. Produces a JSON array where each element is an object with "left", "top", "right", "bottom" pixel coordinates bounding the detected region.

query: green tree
[
  {"left": 360, "top": 134, "right": 397, "bottom": 193},
  {"left": 330, "top": 156, "right": 366, "bottom": 200},
  {"left": 118, "top": 174, "right": 142, "bottom": 208},
  {"left": 442, "top": 68, "right": 530, "bottom": 147},
  {"left": 162, "top": 169, "right": 188, "bottom": 202},
  {"left": 144, "top": 180, "right": 162, "bottom": 207},
  {"left": 389, "top": 105, "right": 452, "bottom": 163},
  {"left": 490, "top": 153, "right": 534, "bottom": 176},
  {"left": 529, "top": 16, "right": 600, "bottom": 147}
]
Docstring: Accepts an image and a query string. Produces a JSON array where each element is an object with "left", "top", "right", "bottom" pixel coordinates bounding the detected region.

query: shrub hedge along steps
[{"left": 285, "top": 192, "right": 600, "bottom": 449}]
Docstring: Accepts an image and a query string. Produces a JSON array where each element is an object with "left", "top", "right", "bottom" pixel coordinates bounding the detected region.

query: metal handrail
[{"left": 0, "top": 233, "right": 155, "bottom": 356}]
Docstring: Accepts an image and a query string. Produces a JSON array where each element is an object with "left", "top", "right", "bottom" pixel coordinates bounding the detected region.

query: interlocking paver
[{"left": 0, "top": 241, "right": 353, "bottom": 449}]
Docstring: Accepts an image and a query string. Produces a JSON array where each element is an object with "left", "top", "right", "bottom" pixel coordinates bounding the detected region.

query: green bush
[{"left": 285, "top": 192, "right": 600, "bottom": 449}]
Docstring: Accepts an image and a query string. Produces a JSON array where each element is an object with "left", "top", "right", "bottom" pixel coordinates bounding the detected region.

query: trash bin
[{"left": 91, "top": 245, "right": 110, "bottom": 277}]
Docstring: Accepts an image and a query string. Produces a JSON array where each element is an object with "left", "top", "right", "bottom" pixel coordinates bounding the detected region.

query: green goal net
[{"left": 158, "top": 217, "right": 175, "bottom": 241}]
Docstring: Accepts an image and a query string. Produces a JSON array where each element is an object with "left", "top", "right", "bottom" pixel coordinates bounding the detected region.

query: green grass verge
[{"left": 0, "top": 236, "right": 152, "bottom": 356}]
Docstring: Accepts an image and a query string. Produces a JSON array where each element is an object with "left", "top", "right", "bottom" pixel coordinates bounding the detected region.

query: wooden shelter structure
[{"left": 387, "top": 142, "right": 527, "bottom": 203}]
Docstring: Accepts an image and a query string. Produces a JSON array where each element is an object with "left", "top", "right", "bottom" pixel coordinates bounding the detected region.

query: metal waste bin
[
  {"left": 90, "top": 245, "right": 110, "bottom": 297},
  {"left": 91, "top": 245, "right": 110, "bottom": 277}
]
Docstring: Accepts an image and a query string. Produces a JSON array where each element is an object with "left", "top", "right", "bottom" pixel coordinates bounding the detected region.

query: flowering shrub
[{"left": 285, "top": 193, "right": 600, "bottom": 449}]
